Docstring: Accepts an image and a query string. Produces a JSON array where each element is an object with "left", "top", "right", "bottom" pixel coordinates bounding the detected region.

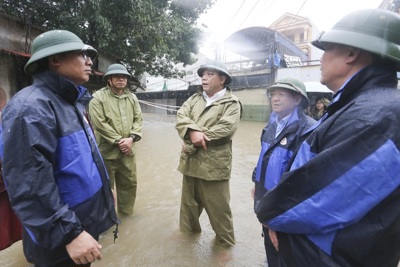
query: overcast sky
[{"left": 197, "top": 0, "right": 384, "bottom": 57}]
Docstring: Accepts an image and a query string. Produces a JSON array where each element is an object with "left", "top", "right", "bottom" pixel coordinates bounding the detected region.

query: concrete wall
[
  {"left": 98, "top": 53, "right": 117, "bottom": 74},
  {"left": 0, "top": 13, "right": 39, "bottom": 105},
  {"left": 234, "top": 65, "right": 330, "bottom": 121},
  {"left": 136, "top": 65, "right": 328, "bottom": 122},
  {"left": 241, "top": 104, "right": 269, "bottom": 122},
  {"left": 0, "top": 55, "right": 18, "bottom": 109},
  {"left": 0, "top": 13, "right": 42, "bottom": 53},
  {"left": 139, "top": 99, "right": 178, "bottom": 115},
  {"left": 138, "top": 92, "right": 271, "bottom": 122},
  {"left": 276, "top": 64, "right": 322, "bottom": 82},
  {"left": 0, "top": 55, "right": 16, "bottom": 98},
  {"left": 0, "top": 12, "right": 120, "bottom": 101},
  {"left": 233, "top": 89, "right": 270, "bottom": 122}
]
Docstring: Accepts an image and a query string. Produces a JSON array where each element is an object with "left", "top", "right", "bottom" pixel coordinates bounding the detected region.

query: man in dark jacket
[
  {"left": 0, "top": 123, "right": 22, "bottom": 250},
  {"left": 252, "top": 78, "right": 315, "bottom": 267},
  {"left": 255, "top": 9, "right": 400, "bottom": 267},
  {"left": 2, "top": 30, "right": 118, "bottom": 267}
]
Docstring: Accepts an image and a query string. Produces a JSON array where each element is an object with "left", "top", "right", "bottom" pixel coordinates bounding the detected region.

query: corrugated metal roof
[
  {"left": 224, "top": 27, "right": 307, "bottom": 61},
  {"left": 0, "top": 49, "right": 31, "bottom": 58}
]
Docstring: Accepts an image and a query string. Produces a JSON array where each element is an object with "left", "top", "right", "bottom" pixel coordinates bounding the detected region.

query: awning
[{"left": 304, "top": 82, "right": 332, "bottom": 93}]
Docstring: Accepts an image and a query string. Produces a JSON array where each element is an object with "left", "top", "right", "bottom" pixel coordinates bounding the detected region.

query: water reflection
[{"left": 0, "top": 113, "right": 266, "bottom": 267}]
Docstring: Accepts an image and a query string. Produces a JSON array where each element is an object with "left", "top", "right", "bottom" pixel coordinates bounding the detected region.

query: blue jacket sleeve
[
  {"left": 255, "top": 118, "right": 400, "bottom": 235},
  {"left": 2, "top": 108, "right": 83, "bottom": 249}
]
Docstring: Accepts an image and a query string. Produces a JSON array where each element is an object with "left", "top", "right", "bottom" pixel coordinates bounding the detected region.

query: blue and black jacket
[
  {"left": 2, "top": 71, "right": 118, "bottom": 265},
  {"left": 253, "top": 109, "right": 315, "bottom": 209},
  {"left": 255, "top": 64, "right": 400, "bottom": 267}
]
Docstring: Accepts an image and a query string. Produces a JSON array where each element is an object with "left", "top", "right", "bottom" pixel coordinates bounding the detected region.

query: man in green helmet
[
  {"left": 2, "top": 30, "right": 118, "bottom": 266},
  {"left": 89, "top": 63, "right": 142, "bottom": 216},
  {"left": 252, "top": 78, "right": 315, "bottom": 267},
  {"left": 176, "top": 60, "right": 241, "bottom": 247},
  {"left": 255, "top": 9, "right": 400, "bottom": 267}
]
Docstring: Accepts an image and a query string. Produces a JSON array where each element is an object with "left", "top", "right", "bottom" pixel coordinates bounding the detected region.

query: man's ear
[
  {"left": 107, "top": 77, "right": 113, "bottom": 84},
  {"left": 48, "top": 55, "right": 61, "bottom": 68},
  {"left": 220, "top": 75, "right": 227, "bottom": 85},
  {"left": 294, "top": 94, "right": 302, "bottom": 105},
  {"left": 345, "top": 47, "right": 361, "bottom": 63}
]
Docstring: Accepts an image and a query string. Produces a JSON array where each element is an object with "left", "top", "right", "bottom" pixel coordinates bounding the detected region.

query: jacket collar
[
  {"left": 33, "top": 70, "right": 82, "bottom": 104},
  {"left": 196, "top": 87, "right": 237, "bottom": 104},
  {"left": 328, "top": 64, "right": 397, "bottom": 116},
  {"left": 269, "top": 107, "right": 303, "bottom": 128},
  {"left": 106, "top": 85, "right": 130, "bottom": 97}
]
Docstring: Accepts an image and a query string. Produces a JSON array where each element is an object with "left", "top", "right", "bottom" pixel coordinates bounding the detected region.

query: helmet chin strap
[
  {"left": 109, "top": 79, "right": 118, "bottom": 89},
  {"left": 108, "top": 79, "right": 124, "bottom": 94}
]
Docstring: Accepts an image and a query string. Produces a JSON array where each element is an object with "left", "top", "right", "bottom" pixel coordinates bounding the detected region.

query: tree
[{"left": 1, "top": 0, "right": 215, "bottom": 77}]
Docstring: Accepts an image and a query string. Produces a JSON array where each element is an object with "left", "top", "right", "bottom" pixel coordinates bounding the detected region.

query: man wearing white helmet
[
  {"left": 255, "top": 9, "right": 400, "bottom": 267},
  {"left": 89, "top": 63, "right": 143, "bottom": 216},
  {"left": 176, "top": 60, "right": 241, "bottom": 247},
  {"left": 2, "top": 30, "right": 118, "bottom": 267}
]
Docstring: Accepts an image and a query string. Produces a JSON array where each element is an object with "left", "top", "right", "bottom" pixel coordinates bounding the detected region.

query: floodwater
[{"left": 0, "top": 113, "right": 267, "bottom": 267}]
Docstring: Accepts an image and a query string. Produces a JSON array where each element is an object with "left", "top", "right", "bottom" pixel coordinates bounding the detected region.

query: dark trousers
[{"left": 263, "top": 226, "right": 286, "bottom": 267}]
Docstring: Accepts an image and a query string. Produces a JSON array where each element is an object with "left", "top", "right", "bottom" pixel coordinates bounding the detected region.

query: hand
[
  {"left": 118, "top": 138, "right": 133, "bottom": 155},
  {"left": 66, "top": 231, "right": 102, "bottom": 265},
  {"left": 251, "top": 185, "right": 255, "bottom": 200},
  {"left": 189, "top": 131, "right": 210, "bottom": 151},
  {"left": 268, "top": 229, "right": 279, "bottom": 251}
]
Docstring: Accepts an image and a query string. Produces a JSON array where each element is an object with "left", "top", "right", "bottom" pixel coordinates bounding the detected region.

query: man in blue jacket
[
  {"left": 2, "top": 30, "right": 118, "bottom": 267},
  {"left": 255, "top": 9, "right": 400, "bottom": 267},
  {"left": 252, "top": 78, "right": 315, "bottom": 267}
]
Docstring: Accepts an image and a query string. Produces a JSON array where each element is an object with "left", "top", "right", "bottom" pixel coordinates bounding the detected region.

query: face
[
  {"left": 200, "top": 69, "right": 226, "bottom": 97},
  {"left": 320, "top": 43, "right": 351, "bottom": 92},
  {"left": 50, "top": 50, "right": 93, "bottom": 85},
  {"left": 108, "top": 74, "right": 128, "bottom": 90},
  {"left": 269, "top": 89, "right": 301, "bottom": 119},
  {"left": 316, "top": 100, "right": 325, "bottom": 110}
]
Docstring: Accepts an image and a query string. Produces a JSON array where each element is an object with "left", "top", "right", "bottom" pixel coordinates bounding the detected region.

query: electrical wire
[
  {"left": 282, "top": 0, "right": 309, "bottom": 32},
  {"left": 222, "top": 0, "right": 248, "bottom": 33},
  {"left": 248, "top": 0, "right": 276, "bottom": 26},
  {"left": 139, "top": 100, "right": 181, "bottom": 109},
  {"left": 138, "top": 100, "right": 181, "bottom": 112},
  {"left": 235, "top": 0, "right": 265, "bottom": 30}
]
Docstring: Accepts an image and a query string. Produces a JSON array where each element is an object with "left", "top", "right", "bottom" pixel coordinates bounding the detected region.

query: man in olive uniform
[
  {"left": 176, "top": 60, "right": 241, "bottom": 246},
  {"left": 89, "top": 64, "right": 143, "bottom": 215}
]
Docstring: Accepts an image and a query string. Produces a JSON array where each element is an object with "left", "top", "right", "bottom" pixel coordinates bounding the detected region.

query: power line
[
  {"left": 235, "top": 0, "right": 265, "bottom": 30},
  {"left": 282, "top": 0, "right": 309, "bottom": 32},
  {"left": 222, "top": 0, "right": 248, "bottom": 32},
  {"left": 246, "top": 0, "right": 276, "bottom": 26},
  {"left": 225, "top": 0, "right": 308, "bottom": 38}
]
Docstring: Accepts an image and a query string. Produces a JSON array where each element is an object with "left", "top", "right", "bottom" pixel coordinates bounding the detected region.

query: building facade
[{"left": 0, "top": 11, "right": 127, "bottom": 108}]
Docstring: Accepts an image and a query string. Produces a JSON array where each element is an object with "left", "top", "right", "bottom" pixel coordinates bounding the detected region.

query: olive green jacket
[
  {"left": 89, "top": 86, "right": 143, "bottom": 159},
  {"left": 176, "top": 89, "right": 241, "bottom": 181}
]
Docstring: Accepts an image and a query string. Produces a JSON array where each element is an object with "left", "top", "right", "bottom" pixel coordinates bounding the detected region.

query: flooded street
[{"left": 0, "top": 113, "right": 266, "bottom": 267}]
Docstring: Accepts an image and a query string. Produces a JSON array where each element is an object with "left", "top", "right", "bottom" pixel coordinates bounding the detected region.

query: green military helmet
[
  {"left": 25, "top": 30, "right": 98, "bottom": 74},
  {"left": 312, "top": 9, "right": 400, "bottom": 70},
  {"left": 197, "top": 60, "right": 232, "bottom": 85},
  {"left": 267, "top": 77, "right": 309, "bottom": 108},
  {"left": 104, "top": 64, "right": 132, "bottom": 81}
]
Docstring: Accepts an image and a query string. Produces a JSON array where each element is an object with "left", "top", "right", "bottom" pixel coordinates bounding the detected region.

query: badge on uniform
[{"left": 280, "top": 137, "right": 287, "bottom": 145}]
